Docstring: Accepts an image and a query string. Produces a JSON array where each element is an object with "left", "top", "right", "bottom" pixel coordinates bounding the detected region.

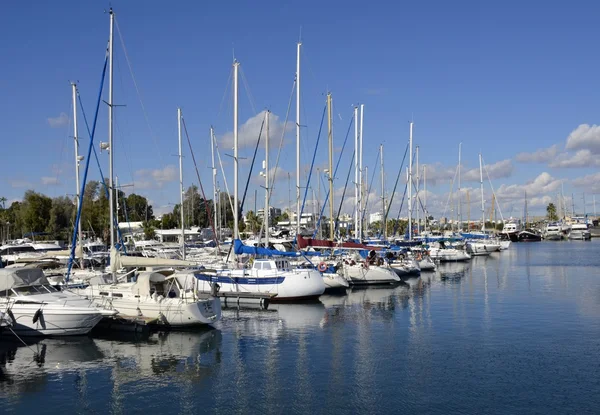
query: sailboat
[
  {"left": 190, "top": 48, "right": 325, "bottom": 302},
  {"left": 72, "top": 9, "right": 221, "bottom": 327}
]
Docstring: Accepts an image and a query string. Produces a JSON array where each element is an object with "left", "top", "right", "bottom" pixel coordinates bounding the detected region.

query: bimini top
[
  {"left": 0, "top": 267, "right": 48, "bottom": 292},
  {"left": 131, "top": 271, "right": 171, "bottom": 296}
]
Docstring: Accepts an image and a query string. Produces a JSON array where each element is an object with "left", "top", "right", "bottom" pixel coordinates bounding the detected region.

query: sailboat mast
[
  {"left": 479, "top": 153, "right": 485, "bottom": 232},
  {"left": 107, "top": 8, "right": 116, "bottom": 283},
  {"left": 380, "top": 144, "right": 386, "bottom": 239},
  {"left": 457, "top": 142, "right": 462, "bottom": 232},
  {"left": 415, "top": 145, "right": 420, "bottom": 235},
  {"left": 354, "top": 106, "right": 359, "bottom": 239},
  {"left": 210, "top": 127, "right": 218, "bottom": 242},
  {"left": 295, "top": 42, "right": 301, "bottom": 239},
  {"left": 108, "top": 8, "right": 115, "bottom": 256},
  {"left": 178, "top": 108, "right": 185, "bottom": 260},
  {"left": 327, "top": 93, "right": 334, "bottom": 240},
  {"left": 71, "top": 82, "right": 83, "bottom": 263},
  {"left": 233, "top": 60, "right": 239, "bottom": 242},
  {"left": 264, "top": 111, "right": 270, "bottom": 247},
  {"left": 423, "top": 165, "right": 427, "bottom": 233},
  {"left": 408, "top": 121, "right": 413, "bottom": 240},
  {"left": 359, "top": 104, "right": 364, "bottom": 240}
]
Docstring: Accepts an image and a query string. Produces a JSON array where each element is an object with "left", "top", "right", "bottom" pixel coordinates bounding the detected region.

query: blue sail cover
[{"left": 234, "top": 239, "right": 300, "bottom": 257}]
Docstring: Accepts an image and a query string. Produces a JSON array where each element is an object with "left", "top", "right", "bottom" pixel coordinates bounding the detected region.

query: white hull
[
  {"left": 499, "top": 240, "right": 511, "bottom": 250},
  {"left": 466, "top": 242, "right": 500, "bottom": 256},
  {"left": 194, "top": 268, "right": 326, "bottom": 300},
  {"left": 418, "top": 257, "right": 437, "bottom": 271},
  {"left": 342, "top": 264, "right": 400, "bottom": 285},
  {"left": 567, "top": 230, "right": 591, "bottom": 240},
  {"left": 322, "top": 273, "right": 350, "bottom": 289},
  {"left": 429, "top": 248, "right": 471, "bottom": 262},
  {"left": 0, "top": 303, "right": 103, "bottom": 337},
  {"left": 77, "top": 284, "right": 221, "bottom": 326}
]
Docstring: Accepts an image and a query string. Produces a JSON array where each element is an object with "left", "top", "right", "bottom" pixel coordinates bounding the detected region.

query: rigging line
[
  {"left": 213, "top": 132, "right": 235, "bottom": 215},
  {"left": 299, "top": 104, "right": 326, "bottom": 220},
  {"left": 394, "top": 182, "right": 408, "bottom": 235},
  {"left": 267, "top": 77, "right": 296, "bottom": 200},
  {"left": 482, "top": 156, "right": 505, "bottom": 222},
  {"left": 114, "top": 17, "right": 166, "bottom": 169},
  {"left": 312, "top": 111, "right": 354, "bottom": 238},
  {"left": 67, "top": 53, "right": 108, "bottom": 281},
  {"left": 113, "top": 115, "right": 135, "bottom": 189},
  {"left": 384, "top": 142, "right": 409, "bottom": 223},
  {"left": 361, "top": 150, "right": 380, "bottom": 225},
  {"left": 225, "top": 117, "right": 265, "bottom": 263},
  {"left": 441, "top": 164, "right": 459, "bottom": 221},
  {"left": 239, "top": 66, "right": 258, "bottom": 115},
  {"left": 77, "top": 91, "right": 127, "bottom": 252},
  {"left": 216, "top": 67, "right": 233, "bottom": 120},
  {"left": 335, "top": 150, "right": 356, "bottom": 235},
  {"left": 181, "top": 115, "right": 219, "bottom": 251}
]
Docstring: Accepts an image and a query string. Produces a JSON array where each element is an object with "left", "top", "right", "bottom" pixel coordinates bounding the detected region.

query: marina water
[{"left": 1, "top": 241, "right": 599, "bottom": 414}]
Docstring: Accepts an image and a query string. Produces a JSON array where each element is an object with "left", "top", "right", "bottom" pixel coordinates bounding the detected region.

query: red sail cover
[{"left": 296, "top": 235, "right": 381, "bottom": 251}]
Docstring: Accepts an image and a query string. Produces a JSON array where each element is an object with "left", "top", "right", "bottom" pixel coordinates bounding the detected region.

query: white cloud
[
  {"left": 134, "top": 165, "right": 177, "bottom": 189},
  {"left": 565, "top": 124, "right": 600, "bottom": 154},
  {"left": 463, "top": 159, "right": 513, "bottom": 182},
  {"left": 571, "top": 172, "right": 600, "bottom": 193},
  {"left": 47, "top": 112, "right": 69, "bottom": 128},
  {"left": 516, "top": 145, "right": 559, "bottom": 163},
  {"left": 548, "top": 149, "right": 600, "bottom": 168},
  {"left": 496, "top": 172, "right": 563, "bottom": 202},
  {"left": 218, "top": 111, "right": 292, "bottom": 150},
  {"left": 9, "top": 179, "right": 33, "bottom": 188},
  {"left": 41, "top": 177, "right": 60, "bottom": 185}
]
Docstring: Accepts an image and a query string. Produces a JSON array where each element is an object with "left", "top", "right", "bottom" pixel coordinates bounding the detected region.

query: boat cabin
[{"left": 251, "top": 258, "right": 290, "bottom": 272}]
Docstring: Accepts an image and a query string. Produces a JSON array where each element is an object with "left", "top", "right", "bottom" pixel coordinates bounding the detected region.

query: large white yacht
[{"left": 543, "top": 222, "right": 563, "bottom": 240}]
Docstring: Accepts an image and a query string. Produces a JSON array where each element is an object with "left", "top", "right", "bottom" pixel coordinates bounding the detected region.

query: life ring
[{"left": 318, "top": 262, "right": 327, "bottom": 272}]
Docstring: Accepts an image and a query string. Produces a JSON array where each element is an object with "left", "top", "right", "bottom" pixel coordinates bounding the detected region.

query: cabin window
[
  {"left": 262, "top": 262, "right": 272, "bottom": 270},
  {"left": 13, "top": 286, "right": 40, "bottom": 295},
  {"left": 112, "top": 293, "right": 123, "bottom": 298},
  {"left": 254, "top": 262, "right": 262, "bottom": 270},
  {"left": 99, "top": 291, "right": 109, "bottom": 296}
]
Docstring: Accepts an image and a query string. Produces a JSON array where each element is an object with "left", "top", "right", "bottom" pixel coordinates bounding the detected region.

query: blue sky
[{"left": 2, "top": 0, "right": 600, "bottom": 220}]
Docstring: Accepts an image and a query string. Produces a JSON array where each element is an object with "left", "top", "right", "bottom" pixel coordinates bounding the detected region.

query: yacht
[
  {"left": 500, "top": 220, "right": 521, "bottom": 242},
  {"left": 0, "top": 267, "right": 114, "bottom": 336},
  {"left": 427, "top": 241, "right": 471, "bottom": 262},
  {"left": 567, "top": 222, "right": 591, "bottom": 240},
  {"left": 465, "top": 240, "right": 501, "bottom": 256},
  {"left": 543, "top": 222, "right": 563, "bottom": 240},
  {"left": 338, "top": 254, "right": 401, "bottom": 285}
]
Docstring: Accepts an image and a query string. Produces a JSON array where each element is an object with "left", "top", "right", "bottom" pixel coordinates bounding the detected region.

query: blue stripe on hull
[{"left": 194, "top": 273, "right": 286, "bottom": 285}]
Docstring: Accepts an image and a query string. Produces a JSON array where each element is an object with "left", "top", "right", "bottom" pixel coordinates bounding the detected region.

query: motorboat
[
  {"left": 0, "top": 267, "right": 114, "bottom": 336},
  {"left": 517, "top": 229, "right": 542, "bottom": 242},
  {"left": 567, "top": 222, "right": 591, "bottom": 240},
  {"left": 427, "top": 241, "right": 471, "bottom": 262},
  {"left": 465, "top": 240, "right": 501, "bottom": 256},
  {"left": 543, "top": 222, "right": 563, "bottom": 240},
  {"left": 339, "top": 258, "right": 400, "bottom": 285},
  {"left": 500, "top": 220, "right": 521, "bottom": 242}
]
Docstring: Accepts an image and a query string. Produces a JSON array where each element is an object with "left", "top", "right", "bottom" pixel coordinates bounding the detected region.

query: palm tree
[
  {"left": 546, "top": 203, "right": 558, "bottom": 221},
  {"left": 0, "top": 197, "right": 6, "bottom": 209}
]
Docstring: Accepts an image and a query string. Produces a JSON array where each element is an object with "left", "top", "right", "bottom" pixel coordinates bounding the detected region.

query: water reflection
[{"left": 437, "top": 261, "right": 470, "bottom": 282}]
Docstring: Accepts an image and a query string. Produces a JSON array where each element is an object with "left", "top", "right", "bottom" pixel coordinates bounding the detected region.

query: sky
[{"left": 2, "top": 0, "right": 600, "bottom": 223}]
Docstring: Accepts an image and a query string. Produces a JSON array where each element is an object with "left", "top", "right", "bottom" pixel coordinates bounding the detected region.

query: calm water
[{"left": 1, "top": 241, "right": 600, "bottom": 414}]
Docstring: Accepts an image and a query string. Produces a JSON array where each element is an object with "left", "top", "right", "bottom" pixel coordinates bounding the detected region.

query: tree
[
  {"left": 47, "top": 196, "right": 76, "bottom": 241},
  {"left": 0, "top": 197, "right": 6, "bottom": 209},
  {"left": 245, "top": 210, "right": 262, "bottom": 235},
  {"left": 19, "top": 190, "right": 52, "bottom": 235},
  {"left": 122, "top": 193, "right": 153, "bottom": 222},
  {"left": 142, "top": 221, "right": 156, "bottom": 240},
  {"left": 546, "top": 203, "right": 558, "bottom": 221}
]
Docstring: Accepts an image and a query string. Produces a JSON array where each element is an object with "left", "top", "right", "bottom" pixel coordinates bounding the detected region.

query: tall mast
[
  {"left": 264, "top": 111, "right": 270, "bottom": 247},
  {"left": 354, "top": 106, "right": 359, "bottom": 239},
  {"left": 415, "top": 146, "right": 420, "bottom": 235},
  {"left": 359, "top": 104, "right": 364, "bottom": 240},
  {"left": 178, "top": 108, "right": 185, "bottom": 260},
  {"left": 408, "top": 121, "right": 413, "bottom": 240},
  {"left": 327, "top": 93, "right": 334, "bottom": 240},
  {"left": 71, "top": 82, "right": 83, "bottom": 265},
  {"left": 210, "top": 127, "right": 218, "bottom": 242},
  {"left": 457, "top": 142, "right": 462, "bottom": 232},
  {"left": 233, "top": 60, "right": 239, "bottom": 241},
  {"left": 380, "top": 144, "right": 386, "bottom": 239},
  {"left": 108, "top": 8, "right": 116, "bottom": 282},
  {"left": 479, "top": 153, "right": 485, "bottom": 232},
  {"left": 423, "top": 165, "right": 427, "bottom": 233},
  {"left": 295, "top": 42, "right": 301, "bottom": 239}
]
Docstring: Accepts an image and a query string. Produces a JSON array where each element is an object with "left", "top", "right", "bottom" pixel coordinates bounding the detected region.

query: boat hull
[
  {"left": 0, "top": 303, "right": 103, "bottom": 337},
  {"left": 342, "top": 264, "right": 400, "bottom": 285}
]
